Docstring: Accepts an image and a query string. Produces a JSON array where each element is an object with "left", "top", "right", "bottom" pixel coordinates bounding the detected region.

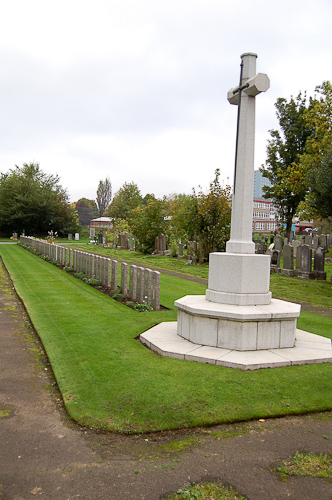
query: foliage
[
  {"left": 169, "top": 170, "right": 231, "bottom": 260},
  {"left": 129, "top": 197, "right": 167, "bottom": 253},
  {"left": 106, "top": 181, "right": 142, "bottom": 220},
  {"left": 168, "top": 193, "right": 200, "bottom": 242},
  {"left": 300, "top": 81, "right": 332, "bottom": 218},
  {"left": 0, "top": 162, "right": 79, "bottom": 236},
  {"left": 133, "top": 302, "right": 153, "bottom": 312},
  {"left": 104, "top": 218, "right": 130, "bottom": 246},
  {"left": 306, "top": 147, "right": 332, "bottom": 218},
  {"left": 75, "top": 198, "right": 99, "bottom": 226},
  {"left": 197, "top": 169, "right": 231, "bottom": 258},
  {"left": 261, "top": 94, "right": 314, "bottom": 237},
  {"left": 164, "top": 482, "right": 246, "bottom": 500},
  {"left": 96, "top": 177, "right": 112, "bottom": 217},
  {"left": 276, "top": 452, "right": 332, "bottom": 478}
]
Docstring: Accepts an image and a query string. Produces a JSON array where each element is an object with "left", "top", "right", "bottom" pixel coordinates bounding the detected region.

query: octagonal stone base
[{"left": 175, "top": 295, "right": 301, "bottom": 351}]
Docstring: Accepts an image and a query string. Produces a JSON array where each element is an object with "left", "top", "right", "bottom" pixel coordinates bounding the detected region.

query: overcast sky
[{"left": 1, "top": 0, "right": 331, "bottom": 203}]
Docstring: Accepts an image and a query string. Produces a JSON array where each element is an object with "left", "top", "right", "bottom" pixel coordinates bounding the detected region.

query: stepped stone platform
[{"left": 140, "top": 322, "right": 332, "bottom": 371}]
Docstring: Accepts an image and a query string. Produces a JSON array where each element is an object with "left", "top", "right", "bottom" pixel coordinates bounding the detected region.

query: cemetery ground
[
  {"left": 1, "top": 245, "right": 332, "bottom": 499},
  {"left": 1, "top": 243, "right": 332, "bottom": 433}
]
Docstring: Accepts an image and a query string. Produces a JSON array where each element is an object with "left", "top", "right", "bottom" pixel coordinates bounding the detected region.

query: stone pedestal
[
  {"left": 206, "top": 252, "right": 271, "bottom": 305},
  {"left": 175, "top": 295, "right": 300, "bottom": 351}
]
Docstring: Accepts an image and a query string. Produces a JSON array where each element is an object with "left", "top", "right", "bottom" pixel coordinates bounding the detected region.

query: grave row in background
[{"left": 19, "top": 236, "right": 160, "bottom": 310}]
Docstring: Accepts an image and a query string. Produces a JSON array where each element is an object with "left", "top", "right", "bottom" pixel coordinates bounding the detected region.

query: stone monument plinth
[{"left": 175, "top": 53, "right": 301, "bottom": 351}]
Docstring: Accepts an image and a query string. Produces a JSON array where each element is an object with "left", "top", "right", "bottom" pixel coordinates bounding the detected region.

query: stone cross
[{"left": 226, "top": 53, "right": 270, "bottom": 255}]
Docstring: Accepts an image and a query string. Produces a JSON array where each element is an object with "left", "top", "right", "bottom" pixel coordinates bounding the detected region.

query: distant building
[
  {"left": 254, "top": 170, "right": 272, "bottom": 198},
  {"left": 252, "top": 197, "right": 278, "bottom": 234},
  {"left": 89, "top": 217, "right": 113, "bottom": 239}
]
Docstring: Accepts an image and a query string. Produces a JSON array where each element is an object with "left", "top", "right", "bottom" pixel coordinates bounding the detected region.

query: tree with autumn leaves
[{"left": 261, "top": 81, "right": 332, "bottom": 235}]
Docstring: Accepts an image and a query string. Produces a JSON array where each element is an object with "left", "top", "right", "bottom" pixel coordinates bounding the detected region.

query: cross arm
[{"left": 227, "top": 73, "right": 270, "bottom": 105}]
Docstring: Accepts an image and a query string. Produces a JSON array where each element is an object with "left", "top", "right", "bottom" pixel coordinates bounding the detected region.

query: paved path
[{"left": 1, "top": 252, "right": 332, "bottom": 499}]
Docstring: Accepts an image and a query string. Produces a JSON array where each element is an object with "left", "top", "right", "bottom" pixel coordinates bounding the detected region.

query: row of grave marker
[{"left": 19, "top": 237, "right": 160, "bottom": 310}]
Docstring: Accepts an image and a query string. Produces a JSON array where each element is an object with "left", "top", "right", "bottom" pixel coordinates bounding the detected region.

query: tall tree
[
  {"left": 261, "top": 93, "right": 314, "bottom": 237},
  {"left": 196, "top": 169, "right": 231, "bottom": 257},
  {"left": 0, "top": 162, "right": 79, "bottom": 236},
  {"left": 168, "top": 169, "right": 231, "bottom": 260},
  {"left": 75, "top": 198, "right": 99, "bottom": 226},
  {"left": 128, "top": 197, "right": 167, "bottom": 253},
  {"left": 300, "top": 81, "right": 332, "bottom": 218},
  {"left": 96, "top": 177, "right": 112, "bottom": 217},
  {"left": 106, "top": 182, "right": 142, "bottom": 220}
]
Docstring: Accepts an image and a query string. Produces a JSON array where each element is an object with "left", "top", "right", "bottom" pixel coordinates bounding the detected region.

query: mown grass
[{"left": 1, "top": 244, "right": 332, "bottom": 434}]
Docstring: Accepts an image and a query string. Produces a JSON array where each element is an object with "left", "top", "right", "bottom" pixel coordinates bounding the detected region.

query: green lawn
[{"left": 1, "top": 244, "right": 332, "bottom": 434}]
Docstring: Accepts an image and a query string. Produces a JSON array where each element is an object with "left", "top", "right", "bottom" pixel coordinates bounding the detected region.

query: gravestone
[
  {"left": 12, "top": 232, "right": 17, "bottom": 240},
  {"left": 111, "top": 260, "right": 118, "bottom": 290},
  {"left": 292, "top": 239, "right": 299, "bottom": 258},
  {"left": 121, "top": 263, "right": 128, "bottom": 295},
  {"left": 129, "top": 265, "right": 137, "bottom": 301},
  {"left": 75, "top": 233, "right": 79, "bottom": 241},
  {"left": 281, "top": 244, "right": 296, "bottom": 277},
  {"left": 68, "top": 233, "right": 72, "bottom": 240},
  {"left": 160, "top": 234, "right": 166, "bottom": 253},
  {"left": 271, "top": 249, "right": 281, "bottom": 269},
  {"left": 313, "top": 235, "right": 319, "bottom": 251},
  {"left": 150, "top": 271, "right": 160, "bottom": 310},
  {"left": 98, "top": 231, "right": 103, "bottom": 244},
  {"left": 143, "top": 269, "right": 151, "bottom": 302},
  {"left": 289, "top": 231, "right": 294, "bottom": 243},
  {"left": 275, "top": 235, "right": 282, "bottom": 252},
  {"left": 297, "top": 244, "right": 314, "bottom": 279},
  {"left": 328, "top": 234, "right": 332, "bottom": 247},
  {"left": 314, "top": 247, "right": 326, "bottom": 280},
  {"left": 121, "top": 233, "right": 128, "bottom": 250},
  {"left": 178, "top": 242, "right": 184, "bottom": 258},
  {"left": 320, "top": 234, "right": 327, "bottom": 252},
  {"left": 136, "top": 267, "right": 144, "bottom": 303},
  {"left": 304, "top": 234, "right": 312, "bottom": 247},
  {"left": 89, "top": 228, "right": 95, "bottom": 239},
  {"left": 154, "top": 236, "right": 160, "bottom": 254}
]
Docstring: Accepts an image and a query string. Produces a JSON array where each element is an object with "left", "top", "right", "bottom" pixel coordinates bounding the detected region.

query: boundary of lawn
[{"left": 1, "top": 243, "right": 332, "bottom": 434}]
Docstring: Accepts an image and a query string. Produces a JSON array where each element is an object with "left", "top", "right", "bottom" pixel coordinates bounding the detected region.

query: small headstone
[
  {"left": 68, "top": 233, "right": 73, "bottom": 240},
  {"left": 297, "top": 244, "right": 314, "bottom": 279},
  {"left": 320, "top": 234, "right": 328, "bottom": 252},
  {"left": 275, "top": 235, "right": 282, "bottom": 252},
  {"left": 314, "top": 247, "right": 326, "bottom": 280},
  {"left": 129, "top": 265, "right": 137, "bottom": 300},
  {"left": 292, "top": 239, "right": 299, "bottom": 258},
  {"left": 154, "top": 236, "right": 160, "bottom": 254},
  {"left": 281, "top": 245, "right": 295, "bottom": 277},
  {"left": 75, "top": 233, "right": 79, "bottom": 241},
  {"left": 313, "top": 235, "right": 319, "bottom": 251},
  {"left": 89, "top": 228, "right": 95, "bottom": 239},
  {"left": 304, "top": 234, "right": 312, "bottom": 247},
  {"left": 111, "top": 260, "right": 118, "bottom": 290},
  {"left": 150, "top": 271, "right": 160, "bottom": 310},
  {"left": 271, "top": 249, "right": 281, "bottom": 268}
]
